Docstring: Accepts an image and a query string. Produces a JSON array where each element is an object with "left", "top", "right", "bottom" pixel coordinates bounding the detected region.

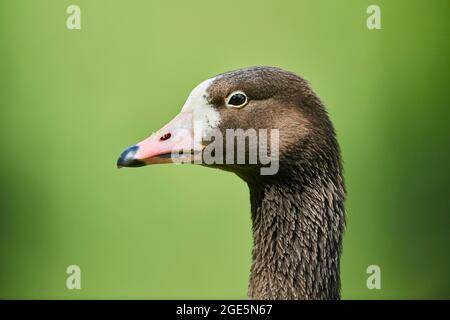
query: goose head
[{"left": 117, "top": 66, "right": 337, "bottom": 183}]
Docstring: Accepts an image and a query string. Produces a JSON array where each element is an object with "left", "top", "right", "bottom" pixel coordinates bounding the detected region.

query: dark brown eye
[{"left": 226, "top": 92, "right": 247, "bottom": 108}]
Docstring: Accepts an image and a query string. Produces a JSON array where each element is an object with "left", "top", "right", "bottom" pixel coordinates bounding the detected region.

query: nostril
[{"left": 160, "top": 133, "right": 171, "bottom": 141}]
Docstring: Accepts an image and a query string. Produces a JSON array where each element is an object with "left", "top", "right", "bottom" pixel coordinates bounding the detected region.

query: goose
[{"left": 117, "top": 66, "right": 346, "bottom": 300}]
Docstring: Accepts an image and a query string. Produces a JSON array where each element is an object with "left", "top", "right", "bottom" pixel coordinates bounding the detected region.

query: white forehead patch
[{"left": 181, "top": 77, "right": 220, "bottom": 140}]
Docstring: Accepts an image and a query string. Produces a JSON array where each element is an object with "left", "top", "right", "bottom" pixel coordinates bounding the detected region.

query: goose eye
[{"left": 226, "top": 92, "right": 248, "bottom": 108}]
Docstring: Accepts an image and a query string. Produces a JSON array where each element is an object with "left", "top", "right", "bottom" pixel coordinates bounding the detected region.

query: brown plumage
[{"left": 118, "top": 66, "right": 346, "bottom": 300}]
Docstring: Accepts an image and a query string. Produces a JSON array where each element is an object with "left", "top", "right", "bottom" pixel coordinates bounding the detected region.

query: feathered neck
[{"left": 247, "top": 162, "right": 346, "bottom": 300}]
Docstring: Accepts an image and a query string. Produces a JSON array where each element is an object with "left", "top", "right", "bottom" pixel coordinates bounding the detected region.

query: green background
[{"left": 0, "top": 0, "right": 449, "bottom": 299}]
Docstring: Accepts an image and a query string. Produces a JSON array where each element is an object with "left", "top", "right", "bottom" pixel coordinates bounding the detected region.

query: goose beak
[{"left": 117, "top": 112, "right": 204, "bottom": 168}]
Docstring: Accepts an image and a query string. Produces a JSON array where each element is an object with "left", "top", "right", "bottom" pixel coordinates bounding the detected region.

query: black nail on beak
[{"left": 117, "top": 145, "right": 146, "bottom": 168}]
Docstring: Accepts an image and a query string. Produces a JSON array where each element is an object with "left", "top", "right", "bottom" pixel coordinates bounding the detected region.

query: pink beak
[{"left": 117, "top": 112, "right": 204, "bottom": 167}]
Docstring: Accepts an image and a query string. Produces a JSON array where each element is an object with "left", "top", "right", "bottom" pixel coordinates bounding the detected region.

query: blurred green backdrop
[{"left": 0, "top": 0, "right": 449, "bottom": 299}]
